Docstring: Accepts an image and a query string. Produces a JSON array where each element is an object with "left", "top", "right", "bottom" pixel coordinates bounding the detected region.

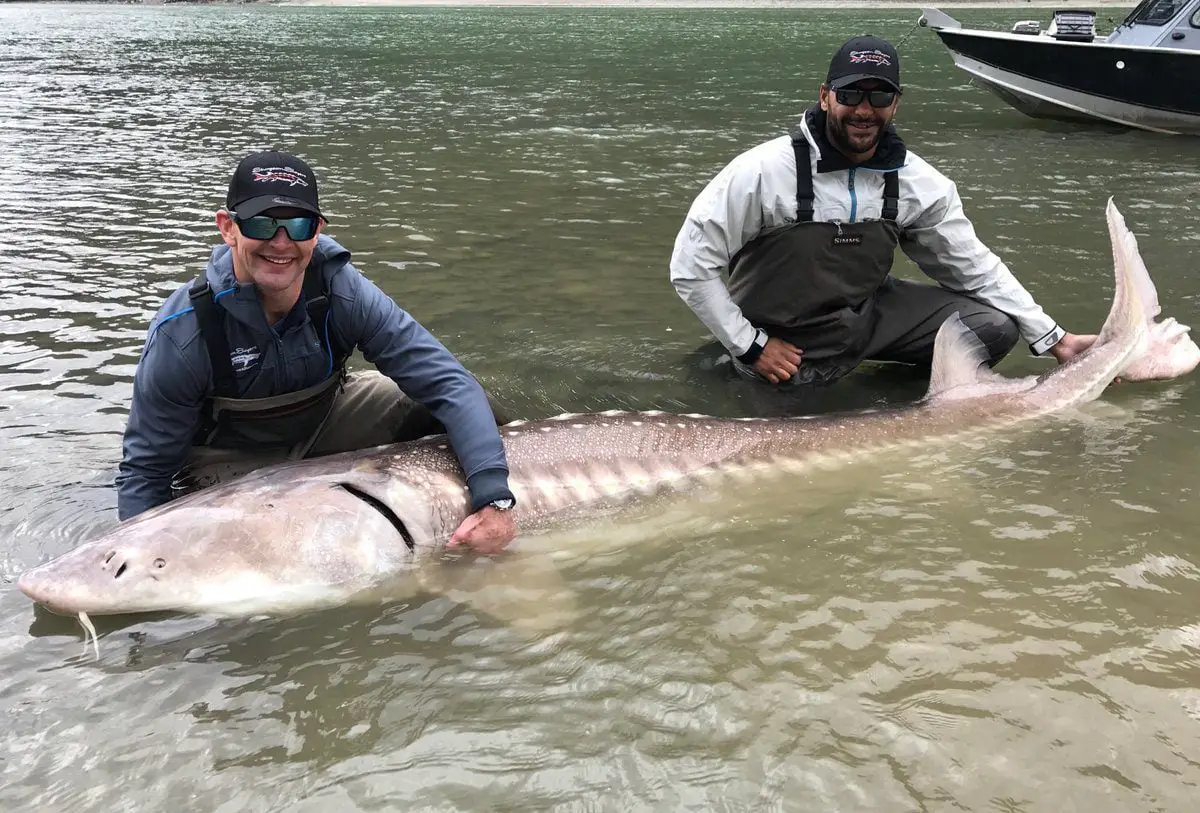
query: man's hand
[
  {"left": 1049, "top": 332, "right": 1124, "bottom": 383},
  {"left": 1048, "top": 333, "right": 1098, "bottom": 365},
  {"left": 448, "top": 505, "right": 517, "bottom": 555},
  {"left": 751, "top": 336, "right": 803, "bottom": 384}
]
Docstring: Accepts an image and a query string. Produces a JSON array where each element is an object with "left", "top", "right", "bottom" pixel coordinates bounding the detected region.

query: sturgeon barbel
[{"left": 16, "top": 199, "right": 1200, "bottom": 652}]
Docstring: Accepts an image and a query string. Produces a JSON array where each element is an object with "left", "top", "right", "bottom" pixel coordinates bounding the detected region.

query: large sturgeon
[{"left": 16, "top": 200, "right": 1200, "bottom": 654}]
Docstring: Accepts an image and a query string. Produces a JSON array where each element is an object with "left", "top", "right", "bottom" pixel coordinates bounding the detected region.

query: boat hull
[{"left": 933, "top": 28, "right": 1200, "bottom": 135}]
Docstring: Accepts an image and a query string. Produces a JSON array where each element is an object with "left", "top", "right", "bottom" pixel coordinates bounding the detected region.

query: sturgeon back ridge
[
  {"left": 388, "top": 401, "right": 1042, "bottom": 528},
  {"left": 14, "top": 200, "right": 1197, "bottom": 631}
]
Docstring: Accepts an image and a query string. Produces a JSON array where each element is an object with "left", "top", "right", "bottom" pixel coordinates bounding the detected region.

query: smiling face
[
  {"left": 819, "top": 79, "right": 900, "bottom": 163},
  {"left": 215, "top": 206, "right": 323, "bottom": 301}
]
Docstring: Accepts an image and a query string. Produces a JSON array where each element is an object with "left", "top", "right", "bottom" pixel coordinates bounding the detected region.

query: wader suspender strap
[
  {"left": 790, "top": 130, "right": 815, "bottom": 224},
  {"left": 188, "top": 275, "right": 237, "bottom": 398},
  {"left": 301, "top": 261, "right": 331, "bottom": 341},
  {"left": 881, "top": 169, "right": 900, "bottom": 221},
  {"left": 791, "top": 128, "right": 902, "bottom": 223}
]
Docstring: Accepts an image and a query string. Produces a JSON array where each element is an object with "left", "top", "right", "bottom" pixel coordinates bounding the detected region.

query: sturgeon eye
[{"left": 154, "top": 558, "right": 166, "bottom": 569}]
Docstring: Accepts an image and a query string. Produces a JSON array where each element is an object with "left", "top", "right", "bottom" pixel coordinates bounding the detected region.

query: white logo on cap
[
  {"left": 251, "top": 166, "right": 310, "bottom": 188},
  {"left": 849, "top": 49, "right": 892, "bottom": 67}
]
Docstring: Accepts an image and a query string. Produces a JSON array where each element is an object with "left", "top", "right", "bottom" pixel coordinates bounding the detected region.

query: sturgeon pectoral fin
[
  {"left": 925, "top": 313, "right": 1006, "bottom": 400},
  {"left": 415, "top": 551, "right": 580, "bottom": 636}
]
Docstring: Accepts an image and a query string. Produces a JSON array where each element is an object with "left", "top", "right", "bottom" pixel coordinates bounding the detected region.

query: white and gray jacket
[{"left": 669, "top": 109, "right": 1065, "bottom": 359}]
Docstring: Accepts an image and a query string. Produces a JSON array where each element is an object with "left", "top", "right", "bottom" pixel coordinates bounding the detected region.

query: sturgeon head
[{"left": 16, "top": 452, "right": 463, "bottom": 619}]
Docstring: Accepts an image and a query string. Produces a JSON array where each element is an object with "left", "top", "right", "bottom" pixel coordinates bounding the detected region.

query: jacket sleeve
[
  {"left": 897, "top": 160, "right": 1065, "bottom": 355},
  {"left": 114, "top": 326, "right": 208, "bottom": 520},
  {"left": 330, "top": 265, "right": 513, "bottom": 512},
  {"left": 669, "top": 151, "right": 773, "bottom": 360}
]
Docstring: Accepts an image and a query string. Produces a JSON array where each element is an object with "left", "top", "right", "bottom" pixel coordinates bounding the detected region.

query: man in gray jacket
[
  {"left": 670, "top": 35, "right": 1095, "bottom": 389},
  {"left": 115, "top": 150, "right": 517, "bottom": 554}
]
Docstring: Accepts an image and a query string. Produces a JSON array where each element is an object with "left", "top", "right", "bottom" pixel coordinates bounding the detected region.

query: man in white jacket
[{"left": 670, "top": 34, "right": 1095, "bottom": 388}]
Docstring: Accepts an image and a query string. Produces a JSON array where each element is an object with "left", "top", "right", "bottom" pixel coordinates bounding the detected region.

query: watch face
[{"left": 490, "top": 498, "right": 515, "bottom": 511}]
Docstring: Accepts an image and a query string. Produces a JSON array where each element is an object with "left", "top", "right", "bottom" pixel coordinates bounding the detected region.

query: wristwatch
[{"left": 488, "top": 497, "right": 516, "bottom": 511}]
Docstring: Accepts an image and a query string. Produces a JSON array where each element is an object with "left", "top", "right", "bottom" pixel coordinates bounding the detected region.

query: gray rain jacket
[{"left": 115, "top": 235, "right": 510, "bottom": 521}]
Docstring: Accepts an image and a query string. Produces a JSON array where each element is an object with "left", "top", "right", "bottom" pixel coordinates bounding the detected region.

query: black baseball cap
[
  {"left": 225, "top": 150, "right": 325, "bottom": 220},
  {"left": 826, "top": 35, "right": 902, "bottom": 94}
]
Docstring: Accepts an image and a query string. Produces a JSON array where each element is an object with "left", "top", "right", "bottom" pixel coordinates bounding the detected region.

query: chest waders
[
  {"left": 727, "top": 129, "right": 901, "bottom": 385},
  {"left": 188, "top": 265, "right": 350, "bottom": 459}
]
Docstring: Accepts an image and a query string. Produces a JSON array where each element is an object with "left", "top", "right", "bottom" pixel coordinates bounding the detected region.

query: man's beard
[{"left": 826, "top": 112, "right": 886, "bottom": 156}]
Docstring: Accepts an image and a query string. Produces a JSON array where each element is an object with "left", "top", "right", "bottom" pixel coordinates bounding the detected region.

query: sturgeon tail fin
[
  {"left": 1103, "top": 198, "right": 1200, "bottom": 381},
  {"left": 1096, "top": 197, "right": 1150, "bottom": 352}
]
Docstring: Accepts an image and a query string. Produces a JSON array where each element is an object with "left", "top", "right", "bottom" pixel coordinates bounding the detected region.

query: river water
[{"left": 2, "top": 3, "right": 1200, "bottom": 811}]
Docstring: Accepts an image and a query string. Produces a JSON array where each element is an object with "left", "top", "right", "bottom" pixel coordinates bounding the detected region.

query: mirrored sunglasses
[
  {"left": 234, "top": 214, "right": 320, "bottom": 242},
  {"left": 834, "top": 88, "right": 898, "bottom": 108}
]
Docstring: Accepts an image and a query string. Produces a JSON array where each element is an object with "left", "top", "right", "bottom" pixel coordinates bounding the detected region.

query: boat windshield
[{"left": 1122, "top": 0, "right": 1190, "bottom": 25}]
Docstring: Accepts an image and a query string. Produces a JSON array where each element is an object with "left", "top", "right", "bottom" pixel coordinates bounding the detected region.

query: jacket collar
[
  {"left": 201, "top": 245, "right": 271, "bottom": 330},
  {"left": 802, "top": 106, "right": 907, "bottom": 173}
]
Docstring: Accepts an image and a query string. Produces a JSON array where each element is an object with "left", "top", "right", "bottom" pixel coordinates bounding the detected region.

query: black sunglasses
[
  {"left": 834, "top": 88, "right": 898, "bottom": 108},
  {"left": 233, "top": 214, "right": 320, "bottom": 242}
]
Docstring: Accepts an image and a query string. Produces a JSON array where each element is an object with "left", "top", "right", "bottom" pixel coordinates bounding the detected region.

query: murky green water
[{"left": 3, "top": 3, "right": 1200, "bottom": 810}]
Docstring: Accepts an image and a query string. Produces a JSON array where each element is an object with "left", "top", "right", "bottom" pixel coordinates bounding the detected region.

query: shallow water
[{"left": 2, "top": 4, "right": 1200, "bottom": 811}]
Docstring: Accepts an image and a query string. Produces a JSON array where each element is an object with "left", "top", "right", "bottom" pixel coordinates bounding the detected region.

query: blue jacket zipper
[{"left": 848, "top": 166, "right": 858, "bottom": 223}]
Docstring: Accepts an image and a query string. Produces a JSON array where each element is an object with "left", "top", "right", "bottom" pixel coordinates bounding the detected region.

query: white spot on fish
[
  {"left": 631, "top": 421, "right": 643, "bottom": 427},
  {"left": 539, "top": 426, "right": 552, "bottom": 432},
  {"left": 587, "top": 464, "right": 625, "bottom": 497},
  {"left": 572, "top": 423, "right": 584, "bottom": 429},
  {"left": 720, "top": 465, "right": 748, "bottom": 484},
  {"left": 601, "top": 409, "right": 624, "bottom": 416},
  {"left": 534, "top": 478, "right": 563, "bottom": 506},
  {"left": 438, "top": 444, "right": 448, "bottom": 450},
  {"left": 618, "top": 461, "right": 650, "bottom": 487},
  {"left": 566, "top": 473, "right": 598, "bottom": 501}
]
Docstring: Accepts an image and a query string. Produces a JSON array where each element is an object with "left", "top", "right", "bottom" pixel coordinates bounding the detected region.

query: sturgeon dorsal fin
[{"left": 924, "top": 312, "right": 1007, "bottom": 400}]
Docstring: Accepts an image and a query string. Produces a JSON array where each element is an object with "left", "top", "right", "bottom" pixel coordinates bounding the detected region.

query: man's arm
[
  {"left": 114, "top": 329, "right": 208, "bottom": 520},
  {"left": 897, "top": 159, "right": 1066, "bottom": 356},
  {"left": 331, "top": 267, "right": 512, "bottom": 513},
  {"left": 668, "top": 151, "right": 775, "bottom": 364}
]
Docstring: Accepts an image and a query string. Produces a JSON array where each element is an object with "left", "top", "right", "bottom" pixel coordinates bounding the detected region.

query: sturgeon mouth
[{"left": 337, "top": 483, "right": 415, "bottom": 551}]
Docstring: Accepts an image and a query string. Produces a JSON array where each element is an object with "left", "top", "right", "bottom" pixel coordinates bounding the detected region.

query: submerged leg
[{"left": 308, "top": 370, "right": 517, "bottom": 452}]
